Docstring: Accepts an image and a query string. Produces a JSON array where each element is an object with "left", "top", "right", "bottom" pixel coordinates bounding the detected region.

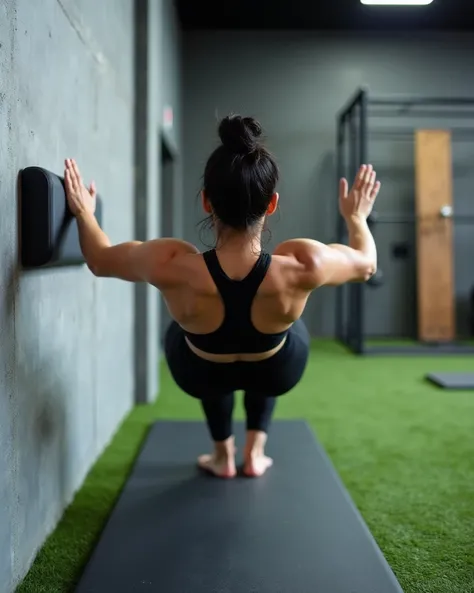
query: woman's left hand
[{"left": 64, "top": 158, "right": 97, "bottom": 217}]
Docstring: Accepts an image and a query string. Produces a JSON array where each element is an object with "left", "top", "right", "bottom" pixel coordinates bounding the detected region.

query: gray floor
[
  {"left": 426, "top": 372, "right": 474, "bottom": 389},
  {"left": 74, "top": 420, "right": 403, "bottom": 593}
]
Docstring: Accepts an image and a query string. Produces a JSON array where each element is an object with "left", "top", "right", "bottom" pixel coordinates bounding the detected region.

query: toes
[{"left": 197, "top": 454, "right": 212, "bottom": 468}]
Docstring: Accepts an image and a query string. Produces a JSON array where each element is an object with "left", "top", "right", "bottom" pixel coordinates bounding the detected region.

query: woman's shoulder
[{"left": 270, "top": 239, "right": 324, "bottom": 292}]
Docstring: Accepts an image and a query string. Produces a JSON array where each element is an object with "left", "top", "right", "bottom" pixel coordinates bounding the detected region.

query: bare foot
[
  {"left": 197, "top": 453, "right": 237, "bottom": 478},
  {"left": 197, "top": 437, "right": 237, "bottom": 479},
  {"left": 243, "top": 454, "right": 273, "bottom": 477},
  {"left": 243, "top": 430, "right": 273, "bottom": 477}
]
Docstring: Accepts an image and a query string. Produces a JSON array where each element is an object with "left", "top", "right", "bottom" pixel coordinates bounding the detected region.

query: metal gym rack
[{"left": 335, "top": 86, "right": 474, "bottom": 356}]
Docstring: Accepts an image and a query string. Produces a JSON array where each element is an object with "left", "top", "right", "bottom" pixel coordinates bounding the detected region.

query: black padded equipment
[
  {"left": 75, "top": 420, "right": 403, "bottom": 593},
  {"left": 20, "top": 166, "right": 103, "bottom": 269},
  {"left": 425, "top": 372, "right": 474, "bottom": 390}
]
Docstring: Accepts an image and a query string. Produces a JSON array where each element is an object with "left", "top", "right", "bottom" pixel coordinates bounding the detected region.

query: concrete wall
[
  {"left": 182, "top": 31, "right": 474, "bottom": 337},
  {"left": 0, "top": 0, "right": 182, "bottom": 591}
]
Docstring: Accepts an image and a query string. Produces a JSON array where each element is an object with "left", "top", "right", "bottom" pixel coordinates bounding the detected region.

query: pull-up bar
[{"left": 337, "top": 87, "right": 474, "bottom": 121}]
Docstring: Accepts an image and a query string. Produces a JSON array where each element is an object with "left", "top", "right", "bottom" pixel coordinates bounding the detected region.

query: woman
[{"left": 64, "top": 114, "right": 380, "bottom": 479}]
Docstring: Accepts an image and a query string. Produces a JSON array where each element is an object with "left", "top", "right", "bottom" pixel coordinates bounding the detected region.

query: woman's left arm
[{"left": 65, "top": 158, "right": 198, "bottom": 284}]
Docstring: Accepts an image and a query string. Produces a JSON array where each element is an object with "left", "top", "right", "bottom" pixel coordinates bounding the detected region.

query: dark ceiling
[{"left": 175, "top": 0, "right": 474, "bottom": 31}]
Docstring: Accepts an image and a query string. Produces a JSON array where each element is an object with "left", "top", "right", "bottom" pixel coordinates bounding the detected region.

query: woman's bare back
[{"left": 158, "top": 247, "right": 312, "bottom": 362}]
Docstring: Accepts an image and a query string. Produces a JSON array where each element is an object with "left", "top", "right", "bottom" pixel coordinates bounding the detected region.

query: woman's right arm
[
  {"left": 323, "top": 215, "right": 377, "bottom": 284},
  {"left": 274, "top": 222, "right": 376, "bottom": 288},
  {"left": 274, "top": 164, "right": 380, "bottom": 289}
]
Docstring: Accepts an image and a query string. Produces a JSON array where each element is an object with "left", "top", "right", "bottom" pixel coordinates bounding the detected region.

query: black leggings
[
  {"left": 200, "top": 392, "right": 277, "bottom": 442},
  {"left": 164, "top": 318, "right": 310, "bottom": 442}
]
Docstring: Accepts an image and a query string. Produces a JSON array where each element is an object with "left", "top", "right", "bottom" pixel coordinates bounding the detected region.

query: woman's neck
[{"left": 215, "top": 228, "right": 262, "bottom": 256}]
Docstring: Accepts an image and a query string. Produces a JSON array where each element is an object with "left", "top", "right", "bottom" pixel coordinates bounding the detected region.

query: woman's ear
[
  {"left": 266, "top": 192, "right": 279, "bottom": 216},
  {"left": 201, "top": 190, "right": 212, "bottom": 214}
]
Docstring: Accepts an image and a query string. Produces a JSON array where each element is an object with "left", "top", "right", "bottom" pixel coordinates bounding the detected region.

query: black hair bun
[{"left": 218, "top": 114, "right": 262, "bottom": 155}]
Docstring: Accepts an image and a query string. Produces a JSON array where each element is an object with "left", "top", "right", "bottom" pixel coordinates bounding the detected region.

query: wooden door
[{"left": 415, "top": 130, "right": 455, "bottom": 342}]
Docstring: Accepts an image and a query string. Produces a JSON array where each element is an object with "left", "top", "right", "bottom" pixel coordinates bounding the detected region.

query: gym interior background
[{"left": 1, "top": 0, "right": 473, "bottom": 592}]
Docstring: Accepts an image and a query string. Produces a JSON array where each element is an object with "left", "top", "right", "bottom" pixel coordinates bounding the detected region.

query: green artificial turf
[{"left": 17, "top": 341, "right": 474, "bottom": 593}]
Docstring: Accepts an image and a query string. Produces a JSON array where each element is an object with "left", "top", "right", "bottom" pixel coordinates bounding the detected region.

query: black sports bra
[{"left": 183, "top": 250, "right": 289, "bottom": 355}]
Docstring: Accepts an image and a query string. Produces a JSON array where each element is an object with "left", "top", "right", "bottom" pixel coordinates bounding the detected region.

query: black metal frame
[{"left": 335, "top": 87, "right": 474, "bottom": 356}]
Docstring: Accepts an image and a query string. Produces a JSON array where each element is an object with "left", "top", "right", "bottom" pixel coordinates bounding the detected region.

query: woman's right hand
[{"left": 339, "top": 164, "right": 381, "bottom": 222}]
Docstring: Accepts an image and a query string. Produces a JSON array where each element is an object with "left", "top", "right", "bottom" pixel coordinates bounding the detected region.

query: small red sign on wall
[{"left": 163, "top": 106, "right": 173, "bottom": 130}]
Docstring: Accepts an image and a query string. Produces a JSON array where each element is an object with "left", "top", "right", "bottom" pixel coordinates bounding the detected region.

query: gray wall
[
  {"left": 0, "top": 0, "right": 182, "bottom": 591},
  {"left": 182, "top": 31, "right": 474, "bottom": 338},
  {"left": 161, "top": 0, "right": 183, "bottom": 238},
  {"left": 158, "top": 0, "right": 184, "bottom": 344},
  {"left": 134, "top": 0, "right": 183, "bottom": 402}
]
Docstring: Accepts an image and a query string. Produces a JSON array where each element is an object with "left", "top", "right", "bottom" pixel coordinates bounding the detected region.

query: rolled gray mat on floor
[
  {"left": 74, "top": 420, "right": 403, "bottom": 593},
  {"left": 425, "top": 372, "right": 474, "bottom": 389}
]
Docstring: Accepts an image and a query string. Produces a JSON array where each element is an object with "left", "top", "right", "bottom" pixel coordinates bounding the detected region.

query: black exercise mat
[
  {"left": 426, "top": 372, "right": 474, "bottom": 389},
  {"left": 75, "top": 420, "right": 403, "bottom": 593}
]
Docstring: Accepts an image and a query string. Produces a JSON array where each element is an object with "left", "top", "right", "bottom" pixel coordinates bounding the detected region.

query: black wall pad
[
  {"left": 426, "top": 372, "right": 474, "bottom": 389},
  {"left": 74, "top": 420, "right": 403, "bottom": 593},
  {"left": 19, "top": 166, "right": 103, "bottom": 269}
]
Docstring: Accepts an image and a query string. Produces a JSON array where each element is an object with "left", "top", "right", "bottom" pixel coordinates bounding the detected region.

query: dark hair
[{"left": 201, "top": 114, "right": 279, "bottom": 233}]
